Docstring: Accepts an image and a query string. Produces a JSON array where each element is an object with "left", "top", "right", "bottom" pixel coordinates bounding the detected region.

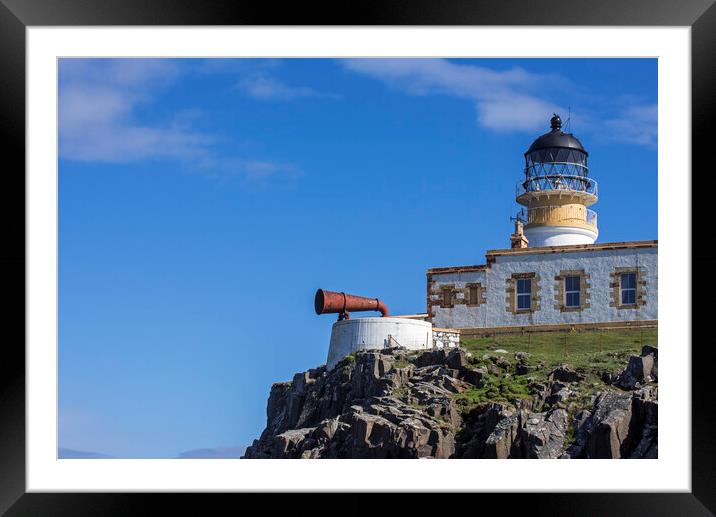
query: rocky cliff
[{"left": 243, "top": 344, "right": 657, "bottom": 459}]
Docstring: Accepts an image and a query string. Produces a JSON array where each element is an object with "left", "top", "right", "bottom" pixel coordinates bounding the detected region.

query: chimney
[{"left": 510, "top": 219, "right": 529, "bottom": 249}]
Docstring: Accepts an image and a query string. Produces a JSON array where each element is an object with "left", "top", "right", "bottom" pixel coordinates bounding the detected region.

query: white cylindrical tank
[
  {"left": 524, "top": 225, "right": 598, "bottom": 247},
  {"left": 326, "top": 317, "right": 433, "bottom": 370}
]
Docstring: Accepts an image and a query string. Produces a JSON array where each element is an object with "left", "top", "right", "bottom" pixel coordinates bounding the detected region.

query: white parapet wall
[{"left": 326, "top": 317, "right": 434, "bottom": 370}]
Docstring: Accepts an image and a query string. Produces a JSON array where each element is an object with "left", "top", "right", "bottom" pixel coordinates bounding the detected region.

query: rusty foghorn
[{"left": 314, "top": 289, "right": 389, "bottom": 320}]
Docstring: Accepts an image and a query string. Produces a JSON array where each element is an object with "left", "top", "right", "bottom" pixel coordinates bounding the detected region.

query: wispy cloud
[
  {"left": 341, "top": 58, "right": 656, "bottom": 147},
  {"left": 237, "top": 76, "right": 337, "bottom": 101},
  {"left": 59, "top": 59, "right": 299, "bottom": 181},
  {"left": 341, "top": 59, "right": 565, "bottom": 132},
  {"left": 602, "top": 105, "right": 658, "bottom": 147},
  {"left": 194, "top": 156, "right": 302, "bottom": 182},
  {"left": 59, "top": 59, "right": 211, "bottom": 163},
  {"left": 238, "top": 76, "right": 317, "bottom": 100}
]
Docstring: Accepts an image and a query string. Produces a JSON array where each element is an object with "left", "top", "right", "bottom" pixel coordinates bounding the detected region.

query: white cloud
[
  {"left": 340, "top": 58, "right": 657, "bottom": 147},
  {"left": 342, "top": 58, "right": 550, "bottom": 98},
  {"left": 239, "top": 76, "right": 315, "bottom": 100},
  {"left": 238, "top": 159, "right": 300, "bottom": 181},
  {"left": 58, "top": 59, "right": 299, "bottom": 181},
  {"left": 59, "top": 89, "right": 213, "bottom": 163},
  {"left": 603, "top": 104, "right": 658, "bottom": 147},
  {"left": 477, "top": 95, "right": 562, "bottom": 132},
  {"left": 194, "top": 156, "right": 302, "bottom": 183},
  {"left": 60, "top": 58, "right": 181, "bottom": 88},
  {"left": 237, "top": 75, "right": 339, "bottom": 101},
  {"left": 342, "top": 58, "right": 564, "bottom": 133},
  {"left": 59, "top": 59, "right": 212, "bottom": 163}
]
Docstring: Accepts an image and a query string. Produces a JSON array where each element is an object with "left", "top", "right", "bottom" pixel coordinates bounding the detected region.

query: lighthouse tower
[{"left": 515, "top": 114, "right": 598, "bottom": 247}]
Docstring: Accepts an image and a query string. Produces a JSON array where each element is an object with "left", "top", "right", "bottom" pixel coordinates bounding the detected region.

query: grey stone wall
[
  {"left": 430, "top": 246, "right": 657, "bottom": 329},
  {"left": 432, "top": 329, "right": 460, "bottom": 349}
]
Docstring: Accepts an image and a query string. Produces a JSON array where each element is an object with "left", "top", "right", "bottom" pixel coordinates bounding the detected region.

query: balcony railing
[
  {"left": 520, "top": 206, "right": 597, "bottom": 227},
  {"left": 516, "top": 175, "right": 598, "bottom": 199},
  {"left": 586, "top": 209, "right": 597, "bottom": 226}
]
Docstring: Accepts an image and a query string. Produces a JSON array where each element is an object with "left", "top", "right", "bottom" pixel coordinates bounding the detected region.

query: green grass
[
  {"left": 391, "top": 384, "right": 408, "bottom": 398},
  {"left": 338, "top": 353, "right": 356, "bottom": 371},
  {"left": 565, "top": 422, "right": 577, "bottom": 446},
  {"left": 452, "top": 373, "right": 532, "bottom": 409},
  {"left": 462, "top": 328, "right": 656, "bottom": 377},
  {"left": 456, "top": 328, "right": 657, "bottom": 410},
  {"left": 393, "top": 358, "right": 410, "bottom": 370}
]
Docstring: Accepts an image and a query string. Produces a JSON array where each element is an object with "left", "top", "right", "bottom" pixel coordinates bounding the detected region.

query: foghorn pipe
[{"left": 314, "top": 289, "right": 390, "bottom": 318}]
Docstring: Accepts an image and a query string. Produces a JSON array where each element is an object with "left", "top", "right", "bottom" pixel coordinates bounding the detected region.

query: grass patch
[
  {"left": 452, "top": 373, "right": 532, "bottom": 410},
  {"left": 338, "top": 353, "right": 356, "bottom": 372},
  {"left": 392, "top": 385, "right": 409, "bottom": 400},
  {"left": 393, "top": 358, "right": 410, "bottom": 370},
  {"left": 565, "top": 422, "right": 577, "bottom": 446},
  {"left": 461, "top": 328, "right": 656, "bottom": 385}
]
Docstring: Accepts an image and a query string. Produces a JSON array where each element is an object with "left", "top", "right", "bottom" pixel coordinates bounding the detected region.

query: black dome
[{"left": 526, "top": 113, "right": 587, "bottom": 156}]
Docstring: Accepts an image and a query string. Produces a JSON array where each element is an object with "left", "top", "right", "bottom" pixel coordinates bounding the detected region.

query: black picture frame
[{"left": 1, "top": 0, "right": 711, "bottom": 513}]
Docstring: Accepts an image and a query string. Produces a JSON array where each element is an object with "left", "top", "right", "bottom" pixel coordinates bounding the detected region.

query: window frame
[
  {"left": 564, "top": 275, "right": 581, "bottom": 309},
  {"left": 516, "top": 277, "right": 532, "bottom": 311},
  {"left": 620, "top": 272, "right": 637, "bottom": 306},
  {"left": 441, "top": 287, "right": 453, "bottom": 308},
  {"left": 468, "top": 285, "right": 479, "bottom": 305}
]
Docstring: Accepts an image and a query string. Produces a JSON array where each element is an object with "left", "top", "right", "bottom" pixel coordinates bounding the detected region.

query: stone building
[{"left": 426, "top": 114, "right": 657, "bottom": 334}]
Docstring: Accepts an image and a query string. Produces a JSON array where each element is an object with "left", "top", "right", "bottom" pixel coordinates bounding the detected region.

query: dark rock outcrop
[
  {"left": 483, "top": 410, "right": 521, "bottom": 459},
  {"left": 549, "top": 364, "right": 586, "bottom": 383},
  {"left": 615, "top": 345, "right": 658, "bottom": 389},
  {"left": 243, "top": 345, "right": 658, "bottom": 459},
  {"left": 561, "top": 409, "right": 593, "bottom": 459},
  {"left": 521, "top": 409, "right": 569, "bottom": 459},
  {"left": 586, "top": 391, "right": 634, "bottom": 459},
  {"left": 545, "top": 382, "right": 572, "bottom": 407},
  {"left": 629, "top": 386, "right": 658, "bottom": 458}
]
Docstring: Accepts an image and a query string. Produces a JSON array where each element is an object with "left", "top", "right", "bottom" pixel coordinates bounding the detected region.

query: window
[
  {"left": 565, "top": 275, "right": 580, "bottom": 308},
  {"left": 509, "top": 273, "right": 539, "bottom": 314},
  {"left": 442, "top": 288, "right": 453, "bottom": 307},
  {"left": 469, "top": 285, "right": 479, "bottom": 305},
  {"left": 620, "top": 272, "right": 637, "bottom": 305},
  {"left": 516, "top": 278, "right": 531, "bottom": 310},
  {"left": 610, "top": 268, "right": 642, "bottom": 310}
]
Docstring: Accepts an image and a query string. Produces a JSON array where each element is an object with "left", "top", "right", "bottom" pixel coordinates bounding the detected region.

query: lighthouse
[
  {"left": 515, "top": 114, "right": 598, "bottom": 247},
  {"left": 426, "top": 111, "right": 655, "bottom": 331}
]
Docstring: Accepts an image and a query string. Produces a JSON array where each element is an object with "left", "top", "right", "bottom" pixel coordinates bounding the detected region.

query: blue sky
[{"left": 58, "top": 58, "right": 657, "bottom": 458}]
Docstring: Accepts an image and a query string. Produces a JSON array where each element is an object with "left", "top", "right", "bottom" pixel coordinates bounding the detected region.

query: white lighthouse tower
[{"left": 515, "top": 114, "right": 598, "bottom": 247}]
